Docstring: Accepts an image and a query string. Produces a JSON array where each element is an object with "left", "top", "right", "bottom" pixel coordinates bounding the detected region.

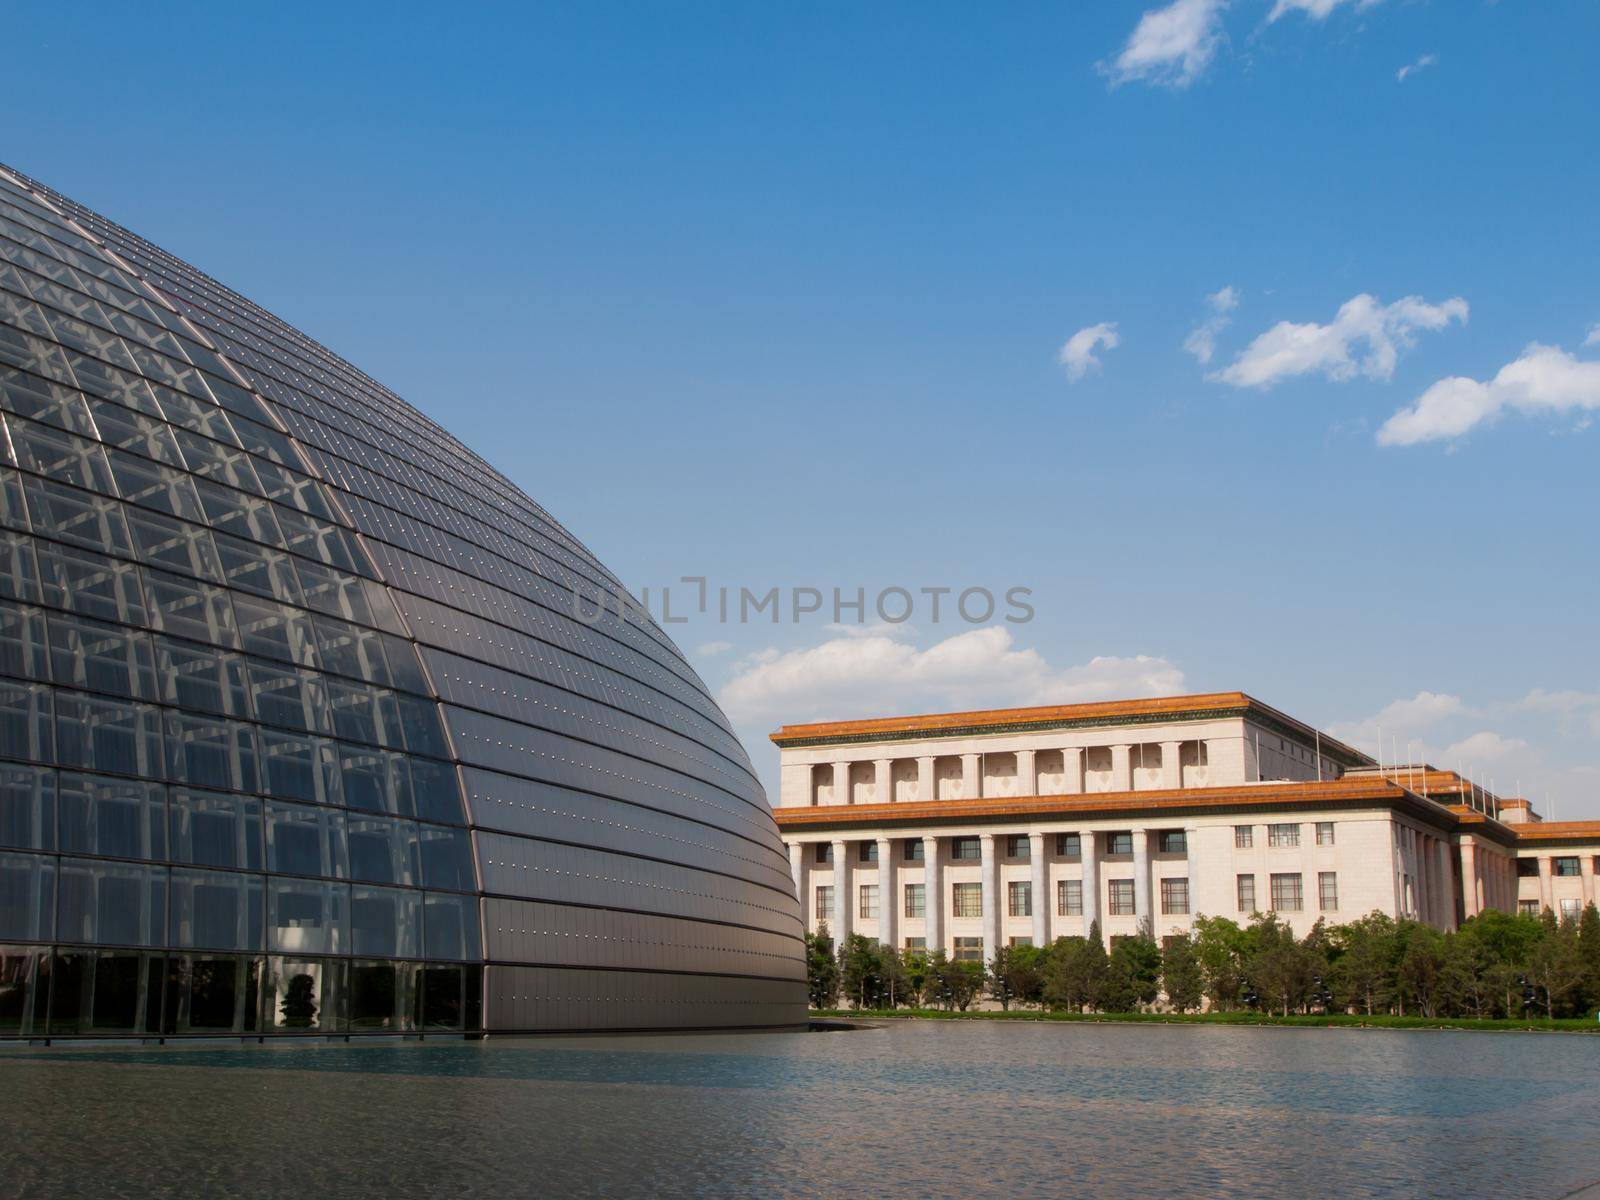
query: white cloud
[
  {"left": 1183, "top": 285, "right": 1241, "bottom": 364},
  {"left": 1396, "top": 52, "right": 1437, "bottom": 83},
  {"left": 1442, "top": 730, "right": 1529, "bottom": 765},
  {"left": 718, "top": 625, "right": 1185, "bottom": 727},
  {"left": 1377, "top": 342, "right": 1600, "bottom": 446},
  {"left": 1058, "top": 322, "right": 1121, "bottom": 382},
  {"left": 1213, "top": 292, "right": 1468, "bottom": 389},
  {"left": 1103, "top": 0, "right": 1228, "bottom": 89},
  {"left": 1329, "top": 690, "right": 1465, "bottom": 758},
  {"left": 695, "top": 640, "right": 733, "bottom": 657},
  {"left": 1584, "top": 323, "right": 1600, "bottom": 347},
  {"left": 1268, "top": 0, "right": 1382, "bottom": 20}
]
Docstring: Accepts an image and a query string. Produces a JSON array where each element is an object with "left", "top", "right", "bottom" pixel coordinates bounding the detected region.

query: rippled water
[{"left": 3, "top": 1022, "right": 1598, "bottom": 1198}]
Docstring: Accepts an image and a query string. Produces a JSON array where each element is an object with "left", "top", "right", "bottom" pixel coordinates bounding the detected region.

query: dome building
[{"left": 0, "top": 163, "right": 807, "bottom": 1038}]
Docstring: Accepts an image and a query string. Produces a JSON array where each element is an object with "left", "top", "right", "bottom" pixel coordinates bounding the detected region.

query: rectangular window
[
  {"left": 1107, "top": 832, "right": 1133, "bottom": 856},
  {"left": 814, "top": 843, "right": 832, "bottom": 865},
  {"left": 1270, "top": 873, "right": 1303, "bottom": 912},
  {"left": 1008, "top": 881, "right": 1031, "bottom": 917},
  {"left": 1158, "top": 830, "right": 1187, "bottom": 854},
  {"left": 1268, "top": 823, "right": 1300, "bottom": 848},
  {"left": 951, "top": 837, "right": 980, "bottom": 861},
  {"left": 1058, "top": 878, "right": 1083, "bottom": 916},
  {"left": 1056, "top": 832, "right": 1081, "bottom": 858},
  {"left": 815, "top": 885, "right": 835, "bottom": 920},
  {"left": 1560, "top": 898, "right": 1581, "bottom": 920},
  {"left": 952, "top": 882, "right": 982, "bottom": 918},
  {"left": 1518, "top": 899, "right": 1539, "bottom": 916},
  {"left": 904, "top": 883, "right": 925, "bottom": 918},
  {"left": 1160, "top": 877, "right": 1190, "bottom": 915},
  {"left": 1108, "top": 879, "right": 1135, "bottom": 916},
  {"left": 1234, "top": 825, "right": 1253, "bottom": 849},
  {"left": 1237, "top": 874, "right": 1256, "bottom": 913},
  {"left": 1316, "top": 822, "right": 1335, "bottom": 846},
  {"left": 953, "top": 937, "right": 984, "bottom": 962},
  {"left": 1553, "top": 857, "right": 1581, "bottom": 877},
  {"left": 903, "top": 937, "right": 926, "bottom": 953},
  {"left": 1005, "top": 835, "right": 1030, "bottom": 859},
  {"left": 902, "top": 840, "right": 924, "bottom": 862},
  {"left": 169, "top": 867, "right": 264, "bottom": 951},
  {"left": 1010, "top": 936, "right": 1033, "bottom": 948},
  {"left": 1516, "top": 858, "right": 1538, "bottom": 878},
  {"left": 859, "top": 884, "right": 879, "bottom": 919},
  {"left": 1319, "top": 871, "right": 1338, "bottom": 912},
  {"left": 858, "top": 842, "right": 877, "bottom": 863}
]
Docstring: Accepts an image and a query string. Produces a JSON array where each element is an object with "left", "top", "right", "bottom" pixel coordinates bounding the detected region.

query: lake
[{"left": 2, "top": 1021, "right": 1597, "bottom": 1198}]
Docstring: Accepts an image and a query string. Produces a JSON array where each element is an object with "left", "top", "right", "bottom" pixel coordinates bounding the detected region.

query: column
[
  {"left": 1538, "top": 856, "right": 1553, "bottom": 913},
  {"left": 788, "top": 842, "right": 804, "bottom": 908},
  {"left": 874, "top": 759, "right": 892, "bottom": 806},
  {"left": 1029, "top": 833, "right": 1048, "bottom": 946},
  {"left": 1017, "top": 749, "right": 1038, "bottom": 797},
  {"left": 923, "top": 836, "right": 942, "bottom": 955},
  {"left": 1435, "top": 840, "right": 1454, "bottom": 931},
  {"left": 877, "top": 836, "right": 895, "bottom": 950},
  {"left": 1081, "top": 831, "right": 1101, "bottom": 942},
  {"left": 961, "top": 753, "right": 980, "bottom": 799},
  {"left": 980, "top": 834, "right": 999, "bottom": 961},
  {"left": 916, "top": 756, "right": 934, "bottom": 803},
  {"left": 1581, "top": 854, "right": 1595, "bottom": 908},
  {"left": 1415, "top": 835, "right": 1431, "bottom": 925},
  {"left": 1161, "top": 741, "right": 1183, "bottom": 790},
  {"left": 832, "top": 838, "right": 851, "bottom": 941},
  {"left": 832, "top": 762, "right": 850, "bottom": 807},
  {"left": 1185, "top": 826, "right": 1199, "bottom": 920},
  {"left": 1132, "top": 828, "right": 1151, "bottom": 931},
  {"left": 1110, "top": 744, "right": 1132, "bottom": 791},
  {"left": 1064, "top": 748, "right": 1084, "bottom": 794},
  {"left": 1459, "top": 840, "right": 1480, "bottom": 919}
]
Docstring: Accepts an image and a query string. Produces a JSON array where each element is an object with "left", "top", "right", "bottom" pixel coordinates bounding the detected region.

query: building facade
[
  {"left": 772, "top": 693, "right": 1600, "bottom": 959},
  {"left": 0, "top": 163, "right": 806, "bottom": 1039}
]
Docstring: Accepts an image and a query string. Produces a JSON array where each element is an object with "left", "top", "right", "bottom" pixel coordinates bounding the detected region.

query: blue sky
[{"left": 7, "top": 1, "right": 1598, "bottom": 812}]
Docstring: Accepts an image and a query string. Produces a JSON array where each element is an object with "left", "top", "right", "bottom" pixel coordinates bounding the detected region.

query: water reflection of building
[
  {"left": 0, "top": 163, "right": 806, "bottom": 1040},
  {"left": 772, "top": 694, "right": 1600, "bottom": 955}
]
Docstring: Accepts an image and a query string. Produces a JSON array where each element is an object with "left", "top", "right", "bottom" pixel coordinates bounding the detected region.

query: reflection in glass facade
[{"left": 0, "top": 163, "right": 806, "bottom": 1038}]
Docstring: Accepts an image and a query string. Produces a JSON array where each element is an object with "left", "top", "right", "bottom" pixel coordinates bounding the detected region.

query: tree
[
  {"left": 839, "top": 934, "right": 885, "bottom": 1009},
  {"left": 987, "top": 944, "right": 1048, "bottom": 1010},
  {"left": 1192, "top": 916, "right": 1249, "bottom": 1011},
  {"left": 879, "top": 945, "right": 910, "bottom": 1010},
  {"left": 1103, "top": 934, "right": 1162, "bottom": 1013},
  {"left": 1526, "top": 912, "right": 1584, "bottom": 1018},
  {"left": 1397, "top": 924, "right": 1448, "bottom": 1018},
  {"left": 280, "top": 973, "right": 318, "bottom": 1028},
  {"left": 806, "top": 925, "right": 840, "bottom": 1009},
  {"left": 1246, "top": 913, "right": 1316, "bottom": 1016},
  {"left": 1161, "top": 934, "right": 1205, "bottom": 1013},
  {"left": 1330, "top": 913, "right": 1398, "bottom": 1016},
  {"left": 1577, "top": 903, "right": 1600, "bottom": 1015},
  {"left": 923, "top": 950, "right": 956, "bottom": 1010},
  {"left": 1043, "top": 925, "right": 1109, "bottom": 1012},
  {"left": 945, "top": 960, "right": 985, "bottom": 1010}
]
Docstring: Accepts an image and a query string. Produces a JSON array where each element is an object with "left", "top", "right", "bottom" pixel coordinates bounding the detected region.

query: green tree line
[{"left": 806, "top": 904, "right": 1600, "bottom": 1019}]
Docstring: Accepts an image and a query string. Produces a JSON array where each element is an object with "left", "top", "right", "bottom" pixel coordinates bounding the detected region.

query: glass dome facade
[{"left": 0, "top": 163, "right": 806, "bottom": 1038}]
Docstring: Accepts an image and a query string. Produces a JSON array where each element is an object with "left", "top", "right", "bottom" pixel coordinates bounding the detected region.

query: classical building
[
  {"left": 771, "top": 693, "right": 1600, "bottom": 959},
  {"left": 0, "top": 163, "right": 806, "bottom": 1039}
]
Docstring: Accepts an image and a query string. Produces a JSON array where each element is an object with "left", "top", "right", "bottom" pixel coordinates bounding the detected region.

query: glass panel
[
  {"left": 0, "top": 679, "right": 55, "bottom": 762},
  {"left": 35, "top": 541, "right": 146, "bottom": 624},
  {"left": 55, "top": 692, "right": 164, "bottom": 777},
  {"left": 0, "top": 851, "right": 55, "bottom": 940},
  {"left": 57, "top": 772, "right": 165, "bottom": 859},
  {"left": 163, "top": 713, "right": 259, "bottom": 791},
  {"left": 268, "top": 878, "right": 348, "bottom": 955},
  {"left": 266, "top": 955, "right": 345, "bottom": 1032},
  {"left": 346, "top": 814, "right": 419, "bottom": 885},
  {"left": 420, "top": 964, "right": 464, "bottom": 1030},
  {"left": 0, "top": 944, "right": 46, "bottom": 1035},
  {"left": 44, "top": 949, "right": 162, "bottom": 1035},
  {"left": 143, "top": 569, "right": 239, "bottom": 647},
  {"left": 235, "top": 594, "right": 319, "bottom": 667},
  {"left": 422, "top": 892, "right": 479, "bottom": 960},
  {"left": 350, "top": 886, "right": 421, "bottom": 957},
  {"left": 0, "top": 600, "right": 49, "bottom": 680},
  {"left": 339, "top": 746, "right": 408, "bottom": 815},
  {"left": 247, "top": 660, "right": 331, "bottom": 734},
  {"left": 408, "top": 759, "right": 464, "bottom": 825},
  {"left": 264, "top": 800, "right": 348, "bottom": 879},
  {"left": 47, "top": 610, "right": 157, "bottom": 698},
  {"left": 348, "top": 960, "right": 418, "bottom": 1031},
  {"left": 167, "top": 953, "right": 262, "bottom": 1034},
  {"left": 258, "top": 730, "right": 341, "bottom": 806},
  {"left": 0, "top": 763, "right": 55, "bottom": 851},
  {"left": 418, "top": 825, "right": 474, "bottom": 891},
  {"left": 169, "top": 789, "right": 263, "bottom": 869},
  {"left": 169, "top": 867, "right": 264, "bottom": 950},
  {"left": 56, "top": 857, "right": 166, "bottom": 946},
  {"left": 155, "top": 638, "right": 251, "bottom": 716}
]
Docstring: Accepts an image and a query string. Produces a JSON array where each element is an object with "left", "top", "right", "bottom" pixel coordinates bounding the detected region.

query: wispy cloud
[
  {"left": 1396, "top": 52, "right": 1438, "bottom": 82},
  {"left": 1213, "top": 293, "right": 1467, "bottom": 389},
  {"left": 1103, "top": 0, "right": 1229, "bottom": 89},
  {"left": 1378, "top": 342, "right": 1600, "bottom": 446},
  {"left": 1183, "top": 285, "right": 1241, "bottom": 364},
  {"left": 1058, "top": 321, "right": 1121, "bottom": 382},
  {"left": 1584, "top": 323, "right": 1600, "bottom": 348},
  {"left": 695, "top": 640, "right": 733, "bottom": 657},
  {"left": 1268, "top": 0, "right": 1383, "bottom": 21}
]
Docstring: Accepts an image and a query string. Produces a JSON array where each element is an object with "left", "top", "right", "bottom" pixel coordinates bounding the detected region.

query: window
[
  {"left": 1518, "top": 899, "right": 1539, "bottom": 916},
  {"left": 815, "top": 885, "right": 835, "bottom": 920},
  {"left": 1005, "top": 835, "right": 1030, "bottom": 859},
  {"left": 859, "top": 884, "right": 879, "bottom": 919},
  {"left": 951, "top": 837, "right": 980, "bottom": 861},
  {"left": 858, "top": 842, "right": 877, "bottom": 863},
  {"left": 1158, "top": 830, "right": 1186, "bottom": 854},
  {"left": 1058, "top": 879, "right": 1082, "bottom": 916},
  {"left": 1316, "top": 822, "right": 1335, "bottom": 846},
  {"left": 423, "top": 892, "right": 479, "bottom": 959},
  {"left": 1160, "top": 878, "right": 1189, "bottom": 915},
  {"left": 1107, "top": 832, "right": 1133, "bottom": 856},
  {"left": 1234, "top": 825, "right": 1253, "bottom": 849},
  {"left": 1056, "top": 832, "right": 1081, "bottom": 858},
  {"left": 1270, "top": 873, "right": 1303, "bottom": 912},
  {"left": 1560, "top": 898, "right": 1581, "bottom": 920},
  {"left": 1008, "top": 881, "right": 1032, "bottom": 917},
  {"left": 57, "top": 858, "right": 167, "bottom": 947},
  {"left": 1268, "top": 823, "right": 1300, "bottom": 848},
  {"left": 814, "top": 844, "right": 833, "bottom": 865},
  {"left": 953, "top": 937, "right": 983, "bottom": 962},
  {"left": 904, "top": 883, "right": 925, "bottom": 918},
  {"left": 1516, "top": 858, "right": 1538, "bottom": 878},
  {"left": 1108, "top": 879, "right": 1135, "bottom": 916},
  {"left": 1553, "top": 857, "right": 1581, "bottom": 877},
  {"left": 1237, "top": 874, "right": 1256, "bottom": 913},
  {"left": 902, "top": 840, "right": 924, "bottom": 862},
  {"left": 267, "top": 877, "right": 347, "bottom": 955},
  {"left": 903, "top": 937, "right": 926, "bottom": 953},
  {"left": 170, "top": 868, "right": 263, "bottom": 951},
  {"left": 952, "top": 882, "right": 982, "bottom": 918},
  {"left": 1010, "top": 936, "right": 1033, "bottom": 948},
  {"left": 1319, "top": 871, "right": 1338, "bottom": 912}
]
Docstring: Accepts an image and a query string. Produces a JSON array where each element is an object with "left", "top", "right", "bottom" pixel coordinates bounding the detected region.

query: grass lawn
[{"left": 811, "top": 1008, "right": 1600, "bottom": 1032}]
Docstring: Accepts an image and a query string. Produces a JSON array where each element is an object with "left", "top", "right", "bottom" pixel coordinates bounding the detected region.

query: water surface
[{"left": 2, "top": 1022, "right": 1597, "bottom": 1198}]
